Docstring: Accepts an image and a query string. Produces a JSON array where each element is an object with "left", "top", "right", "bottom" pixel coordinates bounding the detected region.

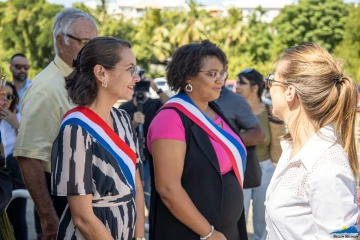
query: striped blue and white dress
[{"left": 51, "top": 107, "right": 140, "bottom": 240}]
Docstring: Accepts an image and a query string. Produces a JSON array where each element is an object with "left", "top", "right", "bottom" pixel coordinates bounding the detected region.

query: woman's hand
[
  {"left": 68, "top": 195, "right": 113, "bottom": 240},
  {"left": 209, "top": 230, "right": 227, "bottom": 240},
  {"left": 0, "top": 108, "right": 19, "bottom": 130}
]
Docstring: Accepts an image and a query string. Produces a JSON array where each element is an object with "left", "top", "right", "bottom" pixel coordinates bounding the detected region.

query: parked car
[{"left": 225, "top": 80, "right": 237, "bottom": 93}]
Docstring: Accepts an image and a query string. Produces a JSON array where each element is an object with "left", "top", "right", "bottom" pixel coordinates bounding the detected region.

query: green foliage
[
  {"left": 334, "top": 4, "right": 360, "bottom": 82},
  {"left": 0, "top": 0, "right": 357, "bottom": 81},
  {"left": 0, "top": 0, "right": 63, "bottom": 79},
  {"left": 272, "top": 0, "right": 350, "bottom": 55}
]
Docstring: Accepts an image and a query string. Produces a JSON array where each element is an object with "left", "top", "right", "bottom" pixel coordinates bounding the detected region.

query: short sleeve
[
  {"left": 235, "top": 95, "right": 259, "bottom": 130},
  {"left": 147, "top": 109, "right": 185, "bottom": 155},
  {"left": 51, "top": 125, "right": 93, "bottom": 196},
  {"left": 14, "top": 90, "right": 60, "bottom": 167},
  {"left": 307, "top": 162, "right": 358, "bottom": 239}
]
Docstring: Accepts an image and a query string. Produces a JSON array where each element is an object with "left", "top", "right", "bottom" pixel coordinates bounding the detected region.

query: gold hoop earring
[
  {"left": 102, "top": 81, "right": 107, "bottom": 88},
  {"left": 185, "top": 83, "right": 193, "bottom": 93}
]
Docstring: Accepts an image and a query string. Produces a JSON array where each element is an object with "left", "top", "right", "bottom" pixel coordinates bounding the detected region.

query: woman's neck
[
  {"left": 86, "top": 93, "right": 115, "bottom": 128},
  {"left": 247, "top": 97, "right": 264, "bottom": 115},
  {"left": 187, "top": 94, "right": 209, "bottom": 113},
  {"left": 286, "top": 113, "right": 317, "bottom": 158}
]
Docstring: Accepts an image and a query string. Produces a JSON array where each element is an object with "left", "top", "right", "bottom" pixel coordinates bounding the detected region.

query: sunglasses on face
[
  {"left": 13, "top": 64, "right": 30, "bottom": 71},
  {"left": 200, "top": 71, "right": 228, "bottom": 81},
  {"left": 265, "top": 74, "right": 290, "bottom": 89},
  {"left": 65, "top": 34, "right": 90, "bottom": 46},
  {"left": 6, "top": 93, "right": 15, "bottom": 101}
]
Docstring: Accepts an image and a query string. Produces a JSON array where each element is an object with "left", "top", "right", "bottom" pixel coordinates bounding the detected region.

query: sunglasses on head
[
  {"left": 13, "top": 64, "right": 30, "bottom": 71},
  {"left": 240, "top": 68, "right": 255, "bottom": 74}
]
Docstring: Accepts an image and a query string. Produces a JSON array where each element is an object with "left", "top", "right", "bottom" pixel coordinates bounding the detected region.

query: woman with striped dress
[{"left": 51, "top": 37, "right": 145, "bottom": 240}]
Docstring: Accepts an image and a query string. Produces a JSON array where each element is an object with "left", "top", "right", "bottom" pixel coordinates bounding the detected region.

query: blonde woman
[
  {"left": 236, "top": 68, "right": 285, "bottom": 240},
  {"left": 265, "top": 43, "right": 359, "bottom": 239}
]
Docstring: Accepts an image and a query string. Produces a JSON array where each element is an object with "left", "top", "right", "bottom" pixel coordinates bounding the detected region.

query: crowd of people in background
[{"left": 0, "top": 6, "right": 359, "bottom": 240}]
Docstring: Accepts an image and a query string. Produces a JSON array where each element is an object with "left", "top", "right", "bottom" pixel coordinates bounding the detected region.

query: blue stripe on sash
[
  {"left": 60, "top": 118, "right": 136, "bottom": 197},
  {"left": 175, "top": 93, "right": 247, "bottom": 171}
]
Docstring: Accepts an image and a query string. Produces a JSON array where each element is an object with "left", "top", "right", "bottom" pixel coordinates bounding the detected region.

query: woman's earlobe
[{"left": 285, "top": 86, "right": 297, "bottom": 102}]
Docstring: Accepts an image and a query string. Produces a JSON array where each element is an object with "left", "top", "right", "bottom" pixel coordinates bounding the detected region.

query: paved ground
[{"left": 26, "top": 200, "right": 254, "bottom": 240}]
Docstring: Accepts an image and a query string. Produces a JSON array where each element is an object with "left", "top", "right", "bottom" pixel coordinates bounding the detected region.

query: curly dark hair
[
  {"left": 166, "top": 40, "right": 228, "bottom": 92},
  {"left": 5, "top": 82, "right": 19, "bottom": 113},
  {"left": 65, "top": 37, "right": 132, "bottom": 106}
]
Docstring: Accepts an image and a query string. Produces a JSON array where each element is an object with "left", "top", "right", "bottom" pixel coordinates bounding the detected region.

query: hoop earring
[
  {"left": 185, "top": 83, "right": 193, "bottom": 93},
  {"left": 102, "top": 81, "right": 107, "bottom": 88}
]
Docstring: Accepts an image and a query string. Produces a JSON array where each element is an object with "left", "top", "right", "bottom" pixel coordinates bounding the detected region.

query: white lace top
[{"left": 265, "top": 124, "right": 358, "bottom": 240}]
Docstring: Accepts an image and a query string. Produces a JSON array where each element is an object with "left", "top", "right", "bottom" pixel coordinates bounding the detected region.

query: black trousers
[
  {"left": 6, "top": 154, "right": 27, "bottom": 240},
  {"left": 6, "top": 198, "right": 27, "bottom": 240}
]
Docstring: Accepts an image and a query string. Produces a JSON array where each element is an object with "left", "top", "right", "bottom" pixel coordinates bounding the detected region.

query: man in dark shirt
[
  {"left": 217, "top": 85, "right": 265, "bottom": 187},
  {"left": 120, "top": 72, "right": 168, "bottom": 210}
]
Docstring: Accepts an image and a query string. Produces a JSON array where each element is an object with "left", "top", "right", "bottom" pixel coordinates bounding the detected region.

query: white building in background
[
  {"left": 83, "top": 0, "right": 293, "bottom": 21},
  {"left": 222, "top": 0, "right": 293, "bottom": 22},
  {"left": 84, "top": 0, "right": 189, "bottom": 19}
]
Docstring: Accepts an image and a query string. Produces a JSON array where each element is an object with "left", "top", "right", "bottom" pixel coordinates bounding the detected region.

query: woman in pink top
[{"left": 148, "top": 40, "right": 255, "bottom": 240}]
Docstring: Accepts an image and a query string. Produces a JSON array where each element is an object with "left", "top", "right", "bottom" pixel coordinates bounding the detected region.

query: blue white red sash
[
  {"left": 60, "top": 107, "right": 137, "bottom": 196},
  {"left": 163, "top": 93, "right": 247, "bottom": 188}
]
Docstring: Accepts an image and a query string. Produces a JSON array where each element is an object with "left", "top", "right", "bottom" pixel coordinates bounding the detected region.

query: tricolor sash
[
  {"left": 163, "top": 93, "right": 247, "bottom": 188},
  {"left": 60, "top": 107, "right": 137, "bottom": 196}
]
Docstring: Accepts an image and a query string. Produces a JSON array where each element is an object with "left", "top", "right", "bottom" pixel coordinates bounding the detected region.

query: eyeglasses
[
  {"left": 200, "top": 71, "right": 228, "bottom": 81},
  {"left": 125, "top": 65, "right": 138, "bottom": 77},
  {"left": 265, "top": 74, "right": 290, "bottom": 88},
  {"left": 6, "top": 93, "right": 15, "bottom": 101},
  {"left": 101, "top": 64, "right": 139, "bottom": 78},
  {"left": 116, "top": 65, "right": 138, "bottom": 77},
  {"left": 240, "top": 68, "right": 255, "bottom": 74},
  {"left": 13, "top": 64, "right": 30, "bottom": 71},
  {"left": 65, "top": 34, "right": 90, "bottom": 46}
]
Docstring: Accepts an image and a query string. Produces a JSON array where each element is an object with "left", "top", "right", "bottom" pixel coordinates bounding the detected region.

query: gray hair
[{"left": 52, "top": 8, "right": 97, "bottom": 54}]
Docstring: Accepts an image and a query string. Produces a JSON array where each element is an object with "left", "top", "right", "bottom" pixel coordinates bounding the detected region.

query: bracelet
[{"left": 200, "top": 225, "right": 214, "bottom": 240}]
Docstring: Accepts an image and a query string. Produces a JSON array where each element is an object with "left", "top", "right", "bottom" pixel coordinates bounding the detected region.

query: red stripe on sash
[
  {"left": 165, "top": 103, "right": 243, "bottom": 188},
  {"left": 63, "top": 107, "right": 137, "bottom": 165}
]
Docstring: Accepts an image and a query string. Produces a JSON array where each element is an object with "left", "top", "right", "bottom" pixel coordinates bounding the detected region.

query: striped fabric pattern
[
  {"left": 163, "top": 93, "right": 247, "bottom": 187},
  {"left": 51, "top": 107, "right": 140, "bottom": 240}
]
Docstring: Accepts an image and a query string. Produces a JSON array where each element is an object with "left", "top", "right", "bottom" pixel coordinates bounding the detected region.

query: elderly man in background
[{"left": 14, "top": 8, "right": 98, "bottom": 240}]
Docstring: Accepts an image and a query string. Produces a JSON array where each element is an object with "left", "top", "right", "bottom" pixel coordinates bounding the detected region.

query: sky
[{"left": 47, "top": 0, "right": 359, "bottom": 8}]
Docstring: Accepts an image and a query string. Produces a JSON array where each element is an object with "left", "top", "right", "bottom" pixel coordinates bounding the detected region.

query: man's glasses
[
  {"left": 6, "top": 93, "right": 15, "bottom": 101},
  {"left": 65, "top": 34, "right": 90, "bottom": 46},
  {"left": 265, "top": 74, "right": 290, "bottom": 89},
  {"left": 13, "top": 64, "right": 30, "bottom": 71},
  {"left": 200, "top": 71, "right": 228, "bottom": 81}
]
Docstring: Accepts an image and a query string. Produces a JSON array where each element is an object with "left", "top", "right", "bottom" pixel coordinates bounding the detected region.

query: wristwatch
[{"left": 156, "top": 88, "right": 163, "bottom": 95}]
